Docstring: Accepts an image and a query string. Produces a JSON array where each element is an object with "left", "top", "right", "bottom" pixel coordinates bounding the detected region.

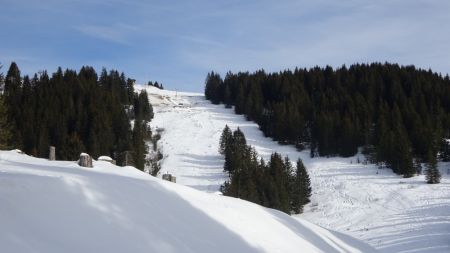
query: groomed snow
[
  {"left": 138, "top": 85, "right": 450, "bottom": 253},
  {"left": 0, "top": 150, "right": 375, "bottom": 253}
]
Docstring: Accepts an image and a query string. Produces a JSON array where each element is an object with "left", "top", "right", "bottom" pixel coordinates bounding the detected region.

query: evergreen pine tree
[
  {"left": 235, "top": 85, "right": 245, "bottom": 114},
  {"left": 4, "top": 62, "right": 23, "bottom": 149},
  {"left": 439, "top": 139, "right": 450, "bottom": 162},
  {"left": 204, "top": 72, "right": 222, "bottom": 104},
  {"left": 126, "top": 78, "right": 135, "bottom": 105},
  {"left": 219, "top": 125, "right": 232, "bottom": 155},
  {"left": 132, "top": 119, "right": 147, "bottom": 171},
  {"left": 426, "top": 151, "right": 441, "bottom": 184},
  {"left": 223, "top": 142, "right": 234, "bottom": 175},
  {"left": 291, "top": 158, "right": 312, "bottom": 214},
  {"left": 268, "top": 153, "right": 290, "bottom": 212},
  {"left": 0, "top": 64, "right": 11, "bottom": 149},
  {"left": 0, "top": 95, "right": 11, "bottom": 149},
  {"left": 233, "top": 127, "right": 246, "bottom": 148},
  {"left": 223, "top": 84, "right": 232, "bottom": 108}
]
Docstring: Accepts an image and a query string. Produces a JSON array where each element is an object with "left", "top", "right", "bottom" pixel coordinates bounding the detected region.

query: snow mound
[
  {"left": 97, "top": 156, "right": 113, "bottom": 161},
  {"left": 0, "top": 150, "right": 375, "bottom": 253}
]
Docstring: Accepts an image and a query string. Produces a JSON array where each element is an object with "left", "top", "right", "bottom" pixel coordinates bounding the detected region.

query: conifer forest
[{"left": 205, "top": 63, "right": 449, "bottom": 183}]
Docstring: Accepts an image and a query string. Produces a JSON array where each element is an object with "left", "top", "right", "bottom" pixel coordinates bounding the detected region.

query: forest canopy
[
  {"left": 205, "top": 63, "right": 450, "bottom": 178},
  {"left": 0, "top": 62, "right": 153, "bottom": 170}
]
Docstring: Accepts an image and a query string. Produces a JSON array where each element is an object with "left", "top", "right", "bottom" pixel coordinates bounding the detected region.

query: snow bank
[{"left": 0, "top": 150, "right": 375, "bottom": 253}]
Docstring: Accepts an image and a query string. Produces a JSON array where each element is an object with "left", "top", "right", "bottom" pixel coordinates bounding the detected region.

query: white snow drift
[{"left": 0, "top": 150, "right": 375, "bottom": 253}]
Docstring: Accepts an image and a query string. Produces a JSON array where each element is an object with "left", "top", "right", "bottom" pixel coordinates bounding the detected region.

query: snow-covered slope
[
  {"left": 0, "top": 150, "right": 376, "bottom": 253},
  {"left": 138, "top": 85, "right": 450, "bottom": 253}
]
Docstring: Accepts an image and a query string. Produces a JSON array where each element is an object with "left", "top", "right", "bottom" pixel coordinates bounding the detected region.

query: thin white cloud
[
  {"left": 177, "top": 35, "right": 224, "bottom": 47},
  {"left": 179, "top": 0, "right": 450, "bottom": 77},
  {"left": 2, "top": 0, "right": 450, "bottom": 91},
  {"left": 74, "top": 23, "right": 139, "bottom": 44}
]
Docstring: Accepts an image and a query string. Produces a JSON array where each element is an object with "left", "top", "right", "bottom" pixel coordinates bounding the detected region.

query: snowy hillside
[
  {"left": 138, "top": 85, "right": 450, "bottom": 253},
  {"left": 0, "top": 150, "right": 375, "bottom": 253}
]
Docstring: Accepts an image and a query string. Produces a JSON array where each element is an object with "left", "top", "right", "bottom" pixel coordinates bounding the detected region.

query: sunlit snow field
[
  {"left": 0, "top": 150, "right": 375, "bottom": 253},
  {"left": 138, "top": 85, "right": 450, "bottom": 253}
]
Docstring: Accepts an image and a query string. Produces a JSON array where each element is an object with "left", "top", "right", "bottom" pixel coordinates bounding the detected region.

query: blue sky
[{"left": 1, "top": 0, "right": 450, "bottom": 92}]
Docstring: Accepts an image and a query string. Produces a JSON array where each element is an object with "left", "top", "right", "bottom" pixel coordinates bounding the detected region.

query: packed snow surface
[
  {"left": 138, "top": 85, "right": 450, "bottom": 253},
  {"left": 0, "top": 150, "right": 375, "bottom": 253}
]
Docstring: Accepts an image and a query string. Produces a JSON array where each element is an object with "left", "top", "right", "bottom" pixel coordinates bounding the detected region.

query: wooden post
[
  {"left": 79, "top": 153, "right": 93, "bottom": 168},
  {"left": 49, "top": 146, "right": 55, "bottom": 161}
]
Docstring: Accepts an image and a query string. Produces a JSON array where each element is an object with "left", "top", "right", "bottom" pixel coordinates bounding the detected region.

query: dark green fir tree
[
  {"left": 219, "top": 125, "right": 232, "bottom": 155},
  {"left": 426, "top": 151, "right": 441, "bottom": 184},
  {"left": 291, "top": 158, "right": 312, "bottom": 214}
]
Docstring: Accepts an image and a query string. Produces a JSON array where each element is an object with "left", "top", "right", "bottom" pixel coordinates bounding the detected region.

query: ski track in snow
[{"left": 137, "top": 85, "right": 450, "bottom": 253}]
